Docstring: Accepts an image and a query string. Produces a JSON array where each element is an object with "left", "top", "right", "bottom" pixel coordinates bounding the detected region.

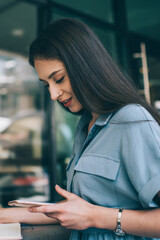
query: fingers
[
  {"left": 29, "top": 207, "right": 64, "bottom": 225},
  {"left": 28, "top": 204, "right": 59, "bottom": 213},
  {"left": 44, "top": 213, "right": 60, "bottom": 221},
  {"left": 28, "top": 185, "right": 74, "bottom": 214},
  {"left": 55, "top": 185, "right": 72, "bottom": 199}
]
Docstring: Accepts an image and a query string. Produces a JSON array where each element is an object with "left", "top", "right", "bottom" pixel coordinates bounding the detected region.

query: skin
[
  {"left": 29, "top": 185, "right": 160, "bottom": 238},
  {"left": 35, "top": 59, "right": 83, "bottom": 114},
  {"left": 34, "top": 59, "right": 99, "bottom": 132},
  {"left": 0, "top": 59, "right": 160, "bottom": 238}
]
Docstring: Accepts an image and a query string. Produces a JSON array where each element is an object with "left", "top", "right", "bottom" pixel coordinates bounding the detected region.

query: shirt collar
[
  {"left": 95, "top": 112, "right": 114, "bottom": 126},
  {"left": 79, "top": 110, "right": 114, "bottom": 129}
]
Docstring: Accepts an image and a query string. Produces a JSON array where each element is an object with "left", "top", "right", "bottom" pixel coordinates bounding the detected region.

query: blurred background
[{"left": 0, "top": 0, "right": 160, "bottom": 207}]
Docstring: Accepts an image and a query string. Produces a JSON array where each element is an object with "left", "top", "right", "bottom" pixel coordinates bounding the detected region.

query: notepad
[{"left": 0, "top": 223, "right": 22, "bottom": 239}]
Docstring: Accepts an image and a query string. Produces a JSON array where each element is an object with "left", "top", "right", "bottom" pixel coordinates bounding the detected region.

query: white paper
[{"left": 0, "top": 223, "right": 22, "bottom": 239}]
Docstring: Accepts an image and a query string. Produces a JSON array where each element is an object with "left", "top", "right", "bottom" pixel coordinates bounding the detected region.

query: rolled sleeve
[
  {"left": 139, "top": 173, "right": 160, "bottom": 208},
  {"left": 120, "top": 107, "right": 160, "bottom": 208}
]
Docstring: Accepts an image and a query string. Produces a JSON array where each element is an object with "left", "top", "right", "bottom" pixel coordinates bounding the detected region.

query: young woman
[{"left": 1, "top": 18, "right": 160, "bottom": 240}]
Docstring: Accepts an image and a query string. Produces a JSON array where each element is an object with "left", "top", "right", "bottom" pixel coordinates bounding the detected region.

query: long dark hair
[{"left": 29, "top": 18, "right": 160, "bottom": 125}]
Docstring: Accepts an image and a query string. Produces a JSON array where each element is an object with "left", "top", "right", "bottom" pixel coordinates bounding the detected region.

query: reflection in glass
[
  {"left": 52, "top": 0, "right": 113, "bottom": 23},
  {"left": 0, "top": 51, "right": 48, "bottom": 207}
]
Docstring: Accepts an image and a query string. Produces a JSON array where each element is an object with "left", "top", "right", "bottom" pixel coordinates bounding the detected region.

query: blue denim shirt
[{"left": 66, "top": 104, "right": 160, "bottom": 240}]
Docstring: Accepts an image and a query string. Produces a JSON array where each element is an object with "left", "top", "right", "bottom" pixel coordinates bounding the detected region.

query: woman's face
[{"left": 34, "top": 59, "right": 83, "bottom": 113}]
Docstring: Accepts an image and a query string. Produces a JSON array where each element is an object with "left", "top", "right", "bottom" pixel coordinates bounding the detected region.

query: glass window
[
  {"left": 91, "top": 26, "right": 117, "bottom": 60},
  {"left": 0, "top": 51, "right": 49, "bottom": 207},
  {"left": 52, "top": 0, "right": 113, "bottom": 23},
  {"left": 0, "top": 111, "right": 49, "bottom": 207},
  {"left": 0, "top": 1, "right": 37, "bottom": 55},
  {"left": 52, "top": 13, "right": 117, "bottom": 59},
  {"left": 148, "top": 56, "right": 160, "bottom": 109},
  {"left": 126, "top": 0, "right": 160, "bottom": 42},
  {"left": 0, "top": 1, "right": 52, "bottom": 206}
]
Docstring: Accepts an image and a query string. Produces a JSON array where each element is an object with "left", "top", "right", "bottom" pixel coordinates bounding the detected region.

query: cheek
[{"left": 66, "top": 83, "right": 73, "bottom": 93}]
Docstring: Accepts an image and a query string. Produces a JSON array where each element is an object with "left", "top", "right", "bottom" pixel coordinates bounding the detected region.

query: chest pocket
[{"left": 74, "top": 154, "right": 120, "bottom": 181}]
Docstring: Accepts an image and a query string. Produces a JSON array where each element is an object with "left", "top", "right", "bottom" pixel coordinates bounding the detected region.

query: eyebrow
[{"left": 39, "top": 69, "right": 63, "bottom": 82}]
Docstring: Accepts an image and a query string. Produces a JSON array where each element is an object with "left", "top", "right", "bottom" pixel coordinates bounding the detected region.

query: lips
[{"left": 61, "top": 98, "right": 72, "bottom": 107}]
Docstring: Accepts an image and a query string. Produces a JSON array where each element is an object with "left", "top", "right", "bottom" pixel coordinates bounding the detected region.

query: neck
[
  {"left": 88, "top": 112, "right": 99, "bottom": 134},
  {"left": 91, "top": 112, "right": 99, "bottom": 122}
]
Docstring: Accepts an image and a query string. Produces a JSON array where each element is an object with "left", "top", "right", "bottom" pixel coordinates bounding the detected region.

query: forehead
[{"left": 34, "top": 59, "right": 65, "bottom": 76}]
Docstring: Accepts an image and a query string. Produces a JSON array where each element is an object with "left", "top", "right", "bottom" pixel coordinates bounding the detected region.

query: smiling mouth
[{"left": 61, "top": 98, "right": 72, "bottom": 107}]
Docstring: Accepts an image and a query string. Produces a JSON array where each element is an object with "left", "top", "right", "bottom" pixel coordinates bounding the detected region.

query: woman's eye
[
  {"left": 44, "top": 83, "right": 49, "bottom": 88},
  {"left": 39, "top": 81, "right": 49, "bottom": 89},
  {"left": 56, "top": 76, "right": 64, "bottom": 84}
]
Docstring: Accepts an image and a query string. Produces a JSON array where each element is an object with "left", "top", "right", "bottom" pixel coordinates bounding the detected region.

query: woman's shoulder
[{"left": 112, "top": 104, "right": 156, "bottom": 123}]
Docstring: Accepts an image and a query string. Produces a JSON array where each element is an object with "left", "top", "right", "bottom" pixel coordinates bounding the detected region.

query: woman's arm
[
  {"left": 0, "top": 207, "right": 58, "bottom": 225},
  {"left": 93, "top": 202, "right": 160, "bottom": 238},
  {"left": 29, "top": 185, "right": 160, "bottom": 238}
]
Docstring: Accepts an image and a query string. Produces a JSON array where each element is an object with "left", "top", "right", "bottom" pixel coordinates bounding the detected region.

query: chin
[{"left": 69, "top": 106, "right": 83, "bottom": 113}]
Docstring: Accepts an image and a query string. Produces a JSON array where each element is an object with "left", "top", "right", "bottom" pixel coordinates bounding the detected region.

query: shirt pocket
[{"left": 74, "top": 154, "right": 120, "bottom": 181}]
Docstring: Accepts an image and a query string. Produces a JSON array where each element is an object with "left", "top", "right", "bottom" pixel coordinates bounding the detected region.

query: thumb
[{"left": 55, "top": 185, "right": 72, "bottom": 199}]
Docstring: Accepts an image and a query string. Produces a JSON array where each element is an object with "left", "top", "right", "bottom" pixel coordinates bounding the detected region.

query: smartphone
[{"left": 8, "top": 200, "right": 55, "bottom": 208}]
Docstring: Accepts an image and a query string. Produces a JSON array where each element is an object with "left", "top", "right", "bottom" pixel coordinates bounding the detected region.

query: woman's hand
[
  {"left": 28, "top": 185, "right": 94, "bottom": 230},
  {"left": 0, "top": 206, "right": 59, "bottom": 225}
]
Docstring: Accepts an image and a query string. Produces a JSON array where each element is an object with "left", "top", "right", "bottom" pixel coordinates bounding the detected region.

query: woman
[{"left": 1, "top": 18, "right": 160, "bottom": 240}]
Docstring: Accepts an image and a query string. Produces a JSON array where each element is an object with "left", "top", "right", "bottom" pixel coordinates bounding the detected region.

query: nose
[{"left": 49, "top": 86, "right": 60, "bottom": 101}]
